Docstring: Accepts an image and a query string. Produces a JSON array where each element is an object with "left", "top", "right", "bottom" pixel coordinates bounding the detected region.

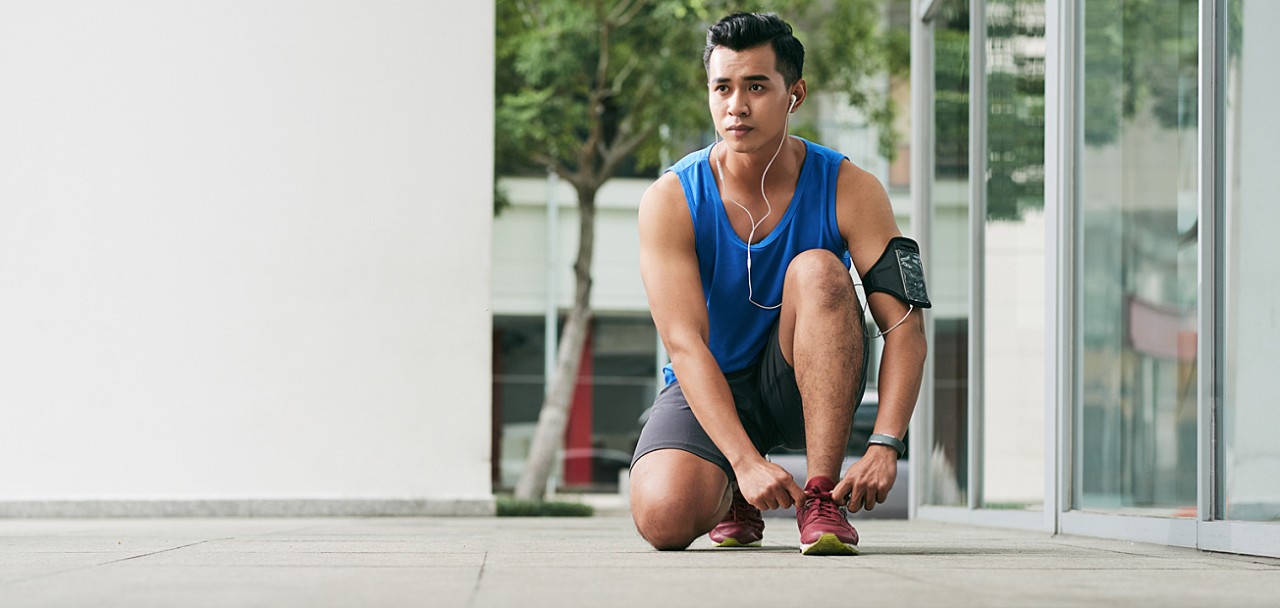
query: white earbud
[{"left": 789, "top": 94, "right": 797, "bottom": 112}]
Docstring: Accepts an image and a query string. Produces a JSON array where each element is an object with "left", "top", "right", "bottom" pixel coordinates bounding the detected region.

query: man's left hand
[{"left": 832, "top": 444, "right": 899, "bottom": 512}]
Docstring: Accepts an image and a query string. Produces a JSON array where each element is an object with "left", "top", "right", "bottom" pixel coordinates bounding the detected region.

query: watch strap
[{"left": 867, "top": 433, "right": 906, "bottom": 457}]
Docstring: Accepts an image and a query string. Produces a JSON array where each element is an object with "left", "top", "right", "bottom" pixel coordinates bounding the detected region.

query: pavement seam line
[
  {"left": 100, "top": 538, "right": 223, "bottom": 565},
  {"left": 465, "top": 550, "right": 489, "bottom": 608},
  {"left": 0, "top": 538, "right": 225, "bottom": 587}
]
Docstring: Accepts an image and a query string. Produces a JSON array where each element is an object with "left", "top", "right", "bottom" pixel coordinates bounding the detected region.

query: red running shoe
[
  {"left": 796, "top": 476, "right": 859, "bottom": 555},
  {"left": 709, "top": 485, "right": 764, "bottom": 547}
]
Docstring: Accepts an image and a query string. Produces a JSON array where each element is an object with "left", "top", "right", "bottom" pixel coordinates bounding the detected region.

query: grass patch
[{"left": 496, "top": 497, "right": 594, "bottom": 517}]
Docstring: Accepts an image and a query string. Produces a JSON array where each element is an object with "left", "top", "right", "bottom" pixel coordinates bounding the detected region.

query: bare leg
[
  {"left": 777, "top": 249, "right": 865, "bottom": 482},
  {"left": 629, "top": 449, "right": 732, "bottom": 550}
]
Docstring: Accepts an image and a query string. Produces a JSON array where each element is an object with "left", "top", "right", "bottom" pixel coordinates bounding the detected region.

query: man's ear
[{"left": 789, "top": 80, "right": 808, "bottom": 112}]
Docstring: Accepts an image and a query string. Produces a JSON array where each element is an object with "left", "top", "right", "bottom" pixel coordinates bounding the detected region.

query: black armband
[{"left": 862, "top": 237, "right": 932, "bottom": 309}]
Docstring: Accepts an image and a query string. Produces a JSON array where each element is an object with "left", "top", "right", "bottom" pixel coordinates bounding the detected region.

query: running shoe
[
  {"left": 796, "top": 476, "right": 859, "bottom": 555},
  {"left": 709, "top": 485, "right": 764, "bottom": 547}
]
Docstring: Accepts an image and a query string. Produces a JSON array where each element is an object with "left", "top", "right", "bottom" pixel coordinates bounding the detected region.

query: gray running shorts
[{"left": 630, "top": 322, "right": 868, "bottom": 480}]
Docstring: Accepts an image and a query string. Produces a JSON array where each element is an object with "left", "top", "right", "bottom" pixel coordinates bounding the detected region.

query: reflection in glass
[
  {"left": 1220, "top": 0, "right": 1280, "bottom": 522},
  {"left": 926, "top": 0, "right": 969, "bottom": 507},
  {"left": 492, "top": 315, "right": 657, "bottom": 493},
  {"left": 586, "top": 317, "right": 658, "bottom": 491},
  {"left": 1075, "top": 0, "right": 1198, "bottom": 515},
  {"left": 982, "top": 0, "right": 1045, "bottom": 510},
  {"left": 492, "top": 315, "right": 548, "bottom": 490}
]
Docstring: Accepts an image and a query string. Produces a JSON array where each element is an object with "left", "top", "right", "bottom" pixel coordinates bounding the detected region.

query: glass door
[{"left": 1073, "top": 0, "right": 1200, "bottom": 517}]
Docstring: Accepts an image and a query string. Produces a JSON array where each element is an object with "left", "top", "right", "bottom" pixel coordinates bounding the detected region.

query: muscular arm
[
  {"left": 831, "top": 160, "right": 928, "bottom": 511},
  {"left": 638, "top": 174, "right": 803, "bottom": 510}
]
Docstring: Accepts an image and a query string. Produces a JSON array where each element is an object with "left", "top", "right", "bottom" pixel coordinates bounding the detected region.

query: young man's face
[{"left": 706, "top": 43, "right": 798, "bottom": 154}]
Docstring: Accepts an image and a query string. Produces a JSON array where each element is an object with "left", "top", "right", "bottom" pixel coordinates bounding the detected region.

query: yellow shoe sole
[
  {"left": 801, "top": 533, "right": 859, "bottom": 556},
  {"left": 713, "top": 537, "right": 762, "bottom": 548}
]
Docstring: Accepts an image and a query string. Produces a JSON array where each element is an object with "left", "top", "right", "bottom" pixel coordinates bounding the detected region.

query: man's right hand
[{"left": 733, "top": 456, "right": 805, "bottom": 511}]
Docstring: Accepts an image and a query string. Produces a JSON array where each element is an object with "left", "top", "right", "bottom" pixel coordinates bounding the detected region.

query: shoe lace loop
[{"left": 803, "top": 486, "right": 847, "bottom": 526}]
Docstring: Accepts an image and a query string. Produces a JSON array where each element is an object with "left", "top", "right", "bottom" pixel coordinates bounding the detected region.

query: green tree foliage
[
  {"left": 496, "top": 0, "right": 709, "bottom": 184},
  {"left": 781, "top": 0, "right": 908, "bottom": 159},
  {"left": 935, "top": 0, "right": 1204, "bottom": 222},
  {"left": 986, "top": 0, "right": 1045, "bottom": 221},
  {"left": 933, "top": 0, "right": 1046, "bottom": 222},
  {"left": 496, "top": 0, "right": 906, "bottom": 184},
  {"left": 1083, "top": 0, "right": 1200, "bottom": 148},
  {"left": 933, "top": 2, "right": 970, "bottom": 183}
]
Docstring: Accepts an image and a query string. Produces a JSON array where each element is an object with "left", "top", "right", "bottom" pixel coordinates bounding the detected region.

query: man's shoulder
[
  {"left": 643, "top": 143, "right": 716, "bottom": 213},
  {"left": 802, "top": 138, "right": 844, "bottom": 159},
  {"left": 796, "top": 138, "right": 849, "bottom": 169},
  {"left": 643, "top": 171, "right": 684, "bottom": 201},
  {"left": 638, "top": 172, "right": 695, "bottom": 250},
  {"left": 833, "top": 155, "right": 884, "bottom": 198},
  {"left": 668, "top": 144, "right": 713, "bottom": 176},
  {"left": 639, "top": 172, "right": 689, "bottom": 221}
]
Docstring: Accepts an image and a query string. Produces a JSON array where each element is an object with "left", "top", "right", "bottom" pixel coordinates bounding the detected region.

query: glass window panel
[
  {"left": 927, "top": 0, "right": 970, "bottom": 507},
  {"left": 982, "top": 0, "right": 1045, "bottom": 511},
  {"left": 581, "top": 316, "right": 658, "bottom": 492},
  {"left": 1075, "top": 0, "right": 1198, "bottom": 516},
  {"left": 492, "top": 315, "right": 547, "bottom": 490},
  {"left": 494, "top": 314, "right": 658, "bottom": 493},
  {"left": 1219, "top": 0, "right": 1280, "bottom": 523}
]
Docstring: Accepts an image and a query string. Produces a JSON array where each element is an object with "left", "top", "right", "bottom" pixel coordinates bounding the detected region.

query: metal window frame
[
  {"left": 1066, "top": 0, "right": 1085, "bottom": 518},
  {"left": 1045, "top": 0, "right": 1072, "bottom": 531},
  {"left": 908, "top": 0, "right": 936, "bottom": 521},
  {"left": 967, "top": 0, "right": 987, "bottom": 515},
  {"left": 1196, "top": 0, "right": 1222, "bottom": 530}
]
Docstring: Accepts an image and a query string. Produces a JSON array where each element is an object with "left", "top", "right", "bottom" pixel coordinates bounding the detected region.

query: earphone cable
[
  {"left": 714, "top": 107, "right": 791, "bottom": 310},
  {"left": 852, "top": 272, "right": 916, "bottom": 338}
]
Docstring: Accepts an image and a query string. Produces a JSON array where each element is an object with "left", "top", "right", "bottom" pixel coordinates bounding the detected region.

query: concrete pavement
[{"left": 2, "top": 515, "right": 1278, "bottom": 607}]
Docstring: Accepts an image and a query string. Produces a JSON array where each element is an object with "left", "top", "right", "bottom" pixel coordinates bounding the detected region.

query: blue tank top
[{"left": 662, "top": 138, "right": 851, "bottom": 385}]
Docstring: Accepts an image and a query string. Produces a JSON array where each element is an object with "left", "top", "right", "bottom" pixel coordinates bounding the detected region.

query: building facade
[{"left": 910, "top": 0, "right": 1280, "bottom": 557}]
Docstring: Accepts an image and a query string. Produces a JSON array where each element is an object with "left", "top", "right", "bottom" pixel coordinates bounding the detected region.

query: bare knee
[
  {"left": 631, "top": 484, "right": 728, "bottom": 551},
  {"left": 632, "top": 506, "right": 699, "bottom": 551},
  {"left": 628, "top": 450, "right": 730, "bottom": 551},
  {"left": 785, "top": 249, "right": 856, "bottom": 309}
]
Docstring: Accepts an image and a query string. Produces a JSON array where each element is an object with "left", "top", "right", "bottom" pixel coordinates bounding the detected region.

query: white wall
[{"left": 0, "top": 1, "right": 494, "bottom": 513}]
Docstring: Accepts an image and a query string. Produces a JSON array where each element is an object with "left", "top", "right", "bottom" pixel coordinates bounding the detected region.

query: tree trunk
[{"left": 514, "top": 186, "right": 597, "bottom": 501}]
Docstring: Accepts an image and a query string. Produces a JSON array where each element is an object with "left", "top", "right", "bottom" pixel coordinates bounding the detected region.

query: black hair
[{"left": 703, "top": 12, "right": 804, "bottom": 87}]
